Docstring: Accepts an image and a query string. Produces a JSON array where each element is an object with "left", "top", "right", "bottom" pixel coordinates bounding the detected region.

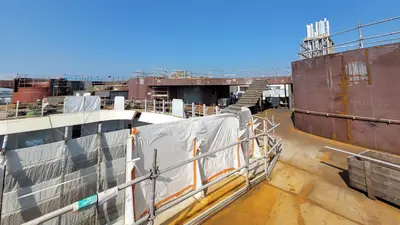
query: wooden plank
[
  {"left": 349, "top": 180, "right": 367, "bottom": 192},
  {"left": 348, "top": 165, "right": 365, "bottom": 178},
  {"left": 370, "top": 163, "right": 400, "bottom": 183},
  {"left": 348, "top": 156, "right": 364, "bottom": 169},
  {"left": 349, "top": 173, "right": 366, "bottom": 186},
  {"left": 363, "top": 161, "right": 376, "bottom": 200},
  {"left": 364, "top": 150, "right": 400, "bottom": 165},
  {"left": 373, "top": 188, "right": 400, "bottom": 206},
  {"left": 371, "top": 173, "right": 400, "bottom": 192},
  {"left": 371, "top": 180, "right": 400, "bottom": 198}
]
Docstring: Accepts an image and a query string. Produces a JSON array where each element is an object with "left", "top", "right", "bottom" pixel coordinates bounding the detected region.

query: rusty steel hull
[
  {"left": 12, "top": 87, "right": 50, "bottom": 103},
  {"left": 292, "top": 43, "right": 400, "bottom": 154}
]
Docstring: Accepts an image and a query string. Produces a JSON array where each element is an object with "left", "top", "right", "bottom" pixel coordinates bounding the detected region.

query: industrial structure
[
  {"left": 127, "top": 76, "right": 291, "bottom": 105},
  {"left": 300, "top": 18, "right": 334, "bottom": 59},
  {"left": 293, "top": 16, "right": 400, "bottom": 155}
]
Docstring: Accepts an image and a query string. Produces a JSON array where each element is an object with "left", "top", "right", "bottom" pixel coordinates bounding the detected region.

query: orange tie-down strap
[
  {"left": 138, "top": 137, "right": 198, "bottom": 219},
  {"left": 202, "top": 168, "right": 235, "bottom": 184},
  {"left": 137, "top": 167, "right": 235, "bottom": 219}
]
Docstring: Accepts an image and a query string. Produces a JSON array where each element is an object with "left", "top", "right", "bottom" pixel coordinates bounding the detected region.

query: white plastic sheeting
[
  {"left": 2, "top": 129, "right": 129, "bottom": 225},
  {"left": 63, "top": 96, "right": 101, "bottom": 113},
  {"left": 132, "top": 114, "right": 246, "bottom": 220},
  {"left": 114, "top": 96, "right": 125, "bottom": 110},
  {"left": 171, "top": 99, "right": 184, "bottom": 118}
]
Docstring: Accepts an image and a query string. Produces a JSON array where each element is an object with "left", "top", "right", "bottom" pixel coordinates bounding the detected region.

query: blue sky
[{"left": 0, "top": 0, "right": 399, "bottom": 78}]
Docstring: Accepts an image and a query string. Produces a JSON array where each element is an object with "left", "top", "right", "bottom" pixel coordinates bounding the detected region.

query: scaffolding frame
[{"left": 22, "top": 112, "right": 282, "bottom": 225}]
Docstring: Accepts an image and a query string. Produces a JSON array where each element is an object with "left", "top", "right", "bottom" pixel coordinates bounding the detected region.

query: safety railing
[
  {"left": 22, "top": 114, "right": 282, "bottom": 225},
  {"left": 299, "top": 16, "right": 400, "bottom": 59}
]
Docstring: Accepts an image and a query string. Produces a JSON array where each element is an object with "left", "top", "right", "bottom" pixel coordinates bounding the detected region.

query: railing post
[
  {"left": 149, "top": 149, "right": 158, "bottom": 225},
  {"left": 358, "top": 19, "right": 364, "bottom": 48},
  {"left": 95, "top": 123, "right": 102, "bottom": 223},
  {"left": 245, "top": 119, "right": 251, "bottom": 188},
  {"left": 153, "top": 99, "right": 156, "bottom": 113},
  {"left": 272, "top": 115, "right": 275, "bottom": 140},
  {"left": 263, "top": 112, "right": 268, "bottom": 177},
  {"left": 192, "top": 102, "right": 195, "bottom": 118},
  {"left": 4, "top": 102, "right": 8, "bottom": 119},
  {"left": 144, "top": 99, "right": 147, "bottom": 112},
  {"left": 15, "top": 101, "right": 19, "bottom": 118},
  {"left": 125, "top": 129, "right": 134, "bottom": 224},
  {"left": 58, "top": 126, "right": 69, "bottom": 224},
  {"left": 162, "top": 100, "right": 165, "bottom": 114},
  {"left": 1, "top": 135, "right": 8, "bottom": 156},
  {"left": 41, "top": 98, "right": 44, "bottom": 117},
  {"left": 203, "top": 104, "right": 206, "bottom": 116}
]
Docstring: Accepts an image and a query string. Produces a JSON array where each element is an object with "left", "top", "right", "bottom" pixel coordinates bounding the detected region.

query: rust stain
[
  {"left": 332, "top": 132, "right": 337, "bottom": 140},
  {"left": 295, "top": 182, "right": 314, "bottom": 225},
  {"left": 318, "top": 152, "right": 331, "bottom": 162},
  {"left": 365, "top": 48, "right": 372, "bottom": 85},
  {"left": 340, "top": 55, "right": 353, "bottom": 143},
  {"left": 327, "top": 62, "right": 332, "bottom": 88}
]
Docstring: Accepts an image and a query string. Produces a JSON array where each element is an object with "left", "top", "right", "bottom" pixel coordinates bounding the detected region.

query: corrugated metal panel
[{"left": 292, "top": 42, "right": 400, "bottom": 154}]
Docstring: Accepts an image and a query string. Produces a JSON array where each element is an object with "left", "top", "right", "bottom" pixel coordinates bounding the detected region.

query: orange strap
[{"left": 202, "top": 168, "right": 235, "bottom": 184}]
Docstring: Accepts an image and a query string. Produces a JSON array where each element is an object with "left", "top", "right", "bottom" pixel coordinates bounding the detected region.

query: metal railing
[
  {"left": 22, "top": 112, "right": 282, "bottom": 225},
  {"left": 299, "top": 16, "right": 400, "bottom": 58}
]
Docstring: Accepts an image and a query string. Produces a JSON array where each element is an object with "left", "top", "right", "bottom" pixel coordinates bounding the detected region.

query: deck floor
[{"left": 168, "top": 109, "right": 400, "bottom": 225}]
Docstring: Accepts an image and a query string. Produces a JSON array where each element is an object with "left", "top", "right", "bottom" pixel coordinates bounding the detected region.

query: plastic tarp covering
[
  {"left": 171, "top": 99, "right": 184, "bottom": 118},
  {"left": 1, "top": 129, "right": 129, "bottom": 225},
  {"left": 133, "top": 114, "right": 241, "bottom": 220},
  {"left": 114, "top": 96, "right": 125, "bottom": 110},
  {"left": 63, "top": 96, "right": 101, "bottom": 113}
]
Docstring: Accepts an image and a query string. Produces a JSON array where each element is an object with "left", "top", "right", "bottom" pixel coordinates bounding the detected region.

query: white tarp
[
  {"left": 2, "top": 129, "right": 129, "bottom": 225},
  {"left": 171, "top": 99, "right": 184, "bottom": 118},
  {"left": 132, "top": 114, "right": 244, "bottom": 220},
  {"left": 63, "top": 96, "right": 101, "bottom": 113},
  {"left": 114, "top": 96, "right": 125, "bottom": 110}
]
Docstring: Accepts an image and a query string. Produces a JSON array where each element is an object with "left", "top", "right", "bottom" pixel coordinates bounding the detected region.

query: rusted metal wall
[
  {"left": 128, "top": 76, "right": 292, "bottom": 100},
  {"left": 0, "top": 80, "right": 14, "bottom": 89},
  {"left": 12, "top": 87, "right": 50, "bottom": 103},
  {"left": 292, "top": 43, "right": 400, "bottom": 154}
]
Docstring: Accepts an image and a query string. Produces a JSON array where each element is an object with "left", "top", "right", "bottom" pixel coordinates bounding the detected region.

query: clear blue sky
[{"left": 0, "top": 0, "right": 399, "bottom": 78}]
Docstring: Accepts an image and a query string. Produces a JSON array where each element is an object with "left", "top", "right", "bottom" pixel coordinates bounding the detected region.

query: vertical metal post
[
  {"left": 153, "top": 99, "right": 156, "bottom": 113},
  {"left": 15, "top": 101, "right": 19, "bottom": 118},
  {"left": 263, "top": 112, "right": 268, "bottom": 177},
  {"left": 41, "top": 98, "right": 44, "bottom": 117},
  {"left": 1, "top": 135, "right": 8, "bottom": 156},
  {"left": 125, "top": 129, "right": 134, "bottom": 224},
  {"left": 245, "top": 120, "right": 251, "bottom": 188},
  {"left": 215, "top": 106, "right": 219, "bottom": 115},
  {"left": 5, "top": 103, "right": 8, "bottom": 119},
  {"left": 203, "top": 104, "right": 206, "bottom": 116},
  {"left": 192, "top": 102, "right": 195, "bottom": 118},
  {"left": 272, "top": 115, "right": 275, "bottom": 141},
  {"left": 358, "top": 20, "right": 363, "bottom": 49},
  {"left": 58, "top": 126, "right": 69, "bottom": 225},
  {"left": 95, "top": 124, "right": 102, "bottom": 223},
  {"left": 149, "top": 149, "right": 158, "bottom": 224},
  {"left": 144, "top": 99, "right": 147, "bottom": 112},
  {"left": 288, "top": 84, "right": 293, "bottom": 111},
  {"left": 162, "top": 100, "right": 165, "bottom": 114}
]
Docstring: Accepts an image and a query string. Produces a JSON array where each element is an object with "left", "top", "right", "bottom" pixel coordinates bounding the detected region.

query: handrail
[
  {"left": 22, "top": 119, "right": 281, "bottom": 225},
  {"left": 299, "top": 16, "right": 400, "bottom": 57}
]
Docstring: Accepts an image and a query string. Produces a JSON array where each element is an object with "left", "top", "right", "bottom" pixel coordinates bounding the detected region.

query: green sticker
[{"left": 77, "top": 194, "right": 97, "bottom": 210}]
